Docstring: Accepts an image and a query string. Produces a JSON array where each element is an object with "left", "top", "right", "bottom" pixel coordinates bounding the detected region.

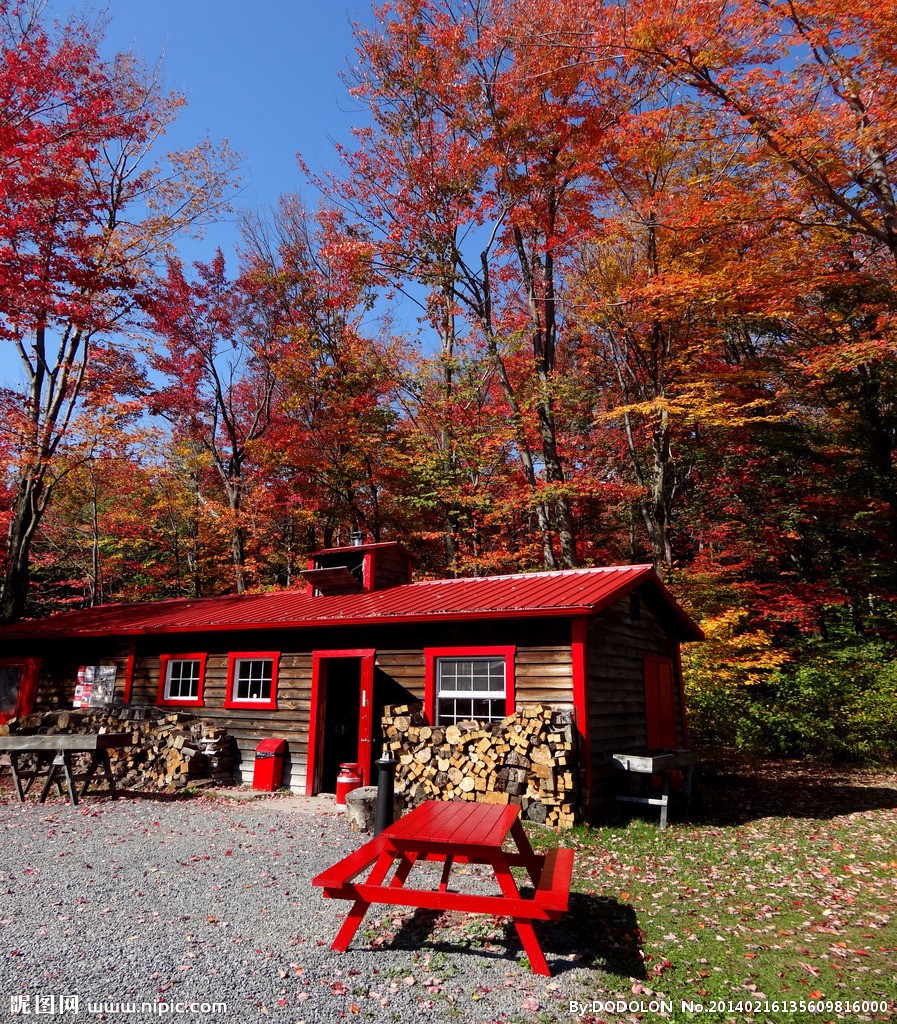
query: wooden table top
[
  {"left": 612, "top": 749, "right": 698, "bottom": 772},
  {"left": 382, "top": 800, "right": 520, "bottom": 849},
  {"left": 0, "top": 733, "right": 131, "bottom": 753}
]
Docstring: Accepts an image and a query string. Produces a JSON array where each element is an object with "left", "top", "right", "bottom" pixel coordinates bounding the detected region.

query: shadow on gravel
[
  {"left": 689, "top": 756, "right": 897, "bottom": 827},
  {"left": 377, "top": 893, "right": 644, "bottom": 978}
]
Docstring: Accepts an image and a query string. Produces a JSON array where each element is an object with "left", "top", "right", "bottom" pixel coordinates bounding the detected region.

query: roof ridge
[{"left": 414, "top": 564, "right": 652, "bottom": 586}]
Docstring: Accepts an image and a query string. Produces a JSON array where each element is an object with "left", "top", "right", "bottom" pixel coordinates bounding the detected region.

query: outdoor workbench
[
  {"left": 0, "top": 733, "right": 130, "bottom": 805},
  {"left": 312, "top": 799, "right": 573, "bottom": 976},
  {"left": 612, "top": 749, "right": 697, "bottom": 828}
]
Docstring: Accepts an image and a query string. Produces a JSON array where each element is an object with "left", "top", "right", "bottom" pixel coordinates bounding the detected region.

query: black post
[{"left": 374, "top": 749, "right": 399, "bottom": 836}]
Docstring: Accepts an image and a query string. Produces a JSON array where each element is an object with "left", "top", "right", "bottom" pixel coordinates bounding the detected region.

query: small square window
[
  {"left": 436, "top": 657, "right": 507, "bottom": 726},
  {"left": 157, "top": 654, "right": 206, "bottom": 707},
  {"left": 225, "top": 652, "right": 279, "bottom": 710}
]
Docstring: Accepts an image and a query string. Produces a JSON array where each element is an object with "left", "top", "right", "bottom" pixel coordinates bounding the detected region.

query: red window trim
[
  {"left": 0, "top": 656, "right": 42, "bottom": 725},
  {"left": 423, "top": 646, "right": 516, "bottom": 726},
  {"left": 156, "top": 653, "right": 208, "bottom": 708},
  {"left": 224, "top": 651, "right": 279, "bottom": 710}
]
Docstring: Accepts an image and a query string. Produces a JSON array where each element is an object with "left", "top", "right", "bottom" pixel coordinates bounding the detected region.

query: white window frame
[
  {"left": 157, "top": 654, "right": 206, "bottom": 707},
  {"left": 436, "top": 656, "right": 507, "bottom": 726},
  {"left": 225, "top": 652, "right": 279, "bottom": 709},
  {"left": 164, "top": 659, "right": 202, "bottom": 701}
]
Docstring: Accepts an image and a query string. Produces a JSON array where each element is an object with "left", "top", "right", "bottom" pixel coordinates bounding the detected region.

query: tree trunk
[{"left": 0, "top": 478, "right": 43, "bottom": 623}]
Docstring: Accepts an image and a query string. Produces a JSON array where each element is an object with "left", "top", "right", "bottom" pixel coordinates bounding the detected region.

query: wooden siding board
[
  {"left": 21, "top": 615, "right": 578, "bottom": 794},
  {"left": 586, "top": 591, "right": 683, "bottom": 809}
]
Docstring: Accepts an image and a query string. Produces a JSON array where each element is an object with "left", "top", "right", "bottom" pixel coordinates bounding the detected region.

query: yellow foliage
[{"left": 683, "top": 607, "right": 789, "bottom": 691}]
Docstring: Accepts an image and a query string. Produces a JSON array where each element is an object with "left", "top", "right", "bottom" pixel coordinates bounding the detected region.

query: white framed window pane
[
  {"left": 234, "top": 659, "right": 272, "bottom": 701},
  {"left": 436, "top": 658, "right": 506, "bottom": 725},
  {"left": 165, "top": 660, "right": 201, "bottom": 700},
  {"left": 0, "top": 666, "right": 23, "bottom": 711}
]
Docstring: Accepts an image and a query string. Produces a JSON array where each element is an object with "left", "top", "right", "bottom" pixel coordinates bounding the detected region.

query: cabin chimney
[{"left": 299, "top": 541, "right": 413, "bottom": 596}]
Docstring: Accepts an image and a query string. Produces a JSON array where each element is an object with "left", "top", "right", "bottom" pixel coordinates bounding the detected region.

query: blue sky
[
  {"left": 0, "top": 2, "right": 377, "bottom": 384},
  {"left": 98, "top": 0, "right": 372, "bottom": 259}
]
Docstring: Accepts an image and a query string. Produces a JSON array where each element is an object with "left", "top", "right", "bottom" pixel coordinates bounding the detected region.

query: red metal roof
[{"left": 0, "top": 565, "right": 703, "bottom": 641}]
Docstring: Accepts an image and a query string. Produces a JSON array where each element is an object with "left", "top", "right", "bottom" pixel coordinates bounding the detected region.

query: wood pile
[
  {"left": 0, "top": 707, "right": 235, "bottom": 791},
  {"left": 382, "top": 702, "right": 579, "bottom": 828}
]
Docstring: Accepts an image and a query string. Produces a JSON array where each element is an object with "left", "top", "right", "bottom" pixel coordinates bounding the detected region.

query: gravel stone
[{"left": 0, "top": 793, "right": 598, "bottom": 1023}]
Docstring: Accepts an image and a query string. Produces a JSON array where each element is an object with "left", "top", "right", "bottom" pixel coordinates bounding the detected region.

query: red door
[
  {"left": 0, "top": 657, "right": 41, "bottom": 725},
  {"left": 644, "top": 656, "right": 680, "bottom": 749},
  {"left": 307, "top": 650, "right": 375, "bottom": 795}
]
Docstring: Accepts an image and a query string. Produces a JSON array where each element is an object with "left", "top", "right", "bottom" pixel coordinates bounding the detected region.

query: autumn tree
[
  {"left": 147, "top": 252, "right": 277, "bottom": 595},
  {"left": 240, "top": 197, "right": 408, "bottom": 554},
  {"left": 0, "top": 2, "right": 237, "bottom": 621},
  {"left": 333, "top": 0, "right": 630, "bottom": 569},
  {"left": 589, "top": 0, "right": 897, "bottom": 571}
]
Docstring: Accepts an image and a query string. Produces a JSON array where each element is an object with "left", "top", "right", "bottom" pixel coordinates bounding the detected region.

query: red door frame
[
  {"left": 0, "top": 656, "right": 42, "bottom": 724},
  {"left": 307, "top": 649, "right": 376, "bottom": 795}
]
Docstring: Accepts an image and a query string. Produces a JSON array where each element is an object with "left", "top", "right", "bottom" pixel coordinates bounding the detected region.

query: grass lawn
[{"left": 528, "top": 757, "right": 897, "bottom": 1023}]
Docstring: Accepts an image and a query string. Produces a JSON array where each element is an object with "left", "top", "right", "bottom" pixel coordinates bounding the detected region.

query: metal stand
[{"left": 374, "top": 750, "right": 399, "bottom": 836}]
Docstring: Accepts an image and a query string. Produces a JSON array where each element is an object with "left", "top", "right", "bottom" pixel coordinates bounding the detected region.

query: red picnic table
[{"left": 312, "top": 799, "right": 574, "bottom": 976}]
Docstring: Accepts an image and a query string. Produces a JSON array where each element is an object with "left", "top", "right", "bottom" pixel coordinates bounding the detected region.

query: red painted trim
[
  {"left": 224, "top": 651, "right": 279, "bottom": 710},
  {"left": 363, "top": 552, "right": 374, "bottom": 593},
  {"left": 123, "top": 639, "right": 136, "bottom": 704},
  {"left": 306, "top": 556, "right": 316, "bottom": 596},
  {"left": 156, "top": 652, "right": 208, "bottom": 707},
  {"left": 308, "top": 649, "right": 376, "bottom": 794},
  {"left": 0, "top": 656, "right": 41, "bottom": 724},
  {"left": 423, "top": 646, "right": 516, "bottom": 726},
  {"left": 571, "top": 617, "right": 592, "bottom": 817}
]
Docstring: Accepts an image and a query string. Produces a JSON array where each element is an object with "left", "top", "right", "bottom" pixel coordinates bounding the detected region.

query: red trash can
[
  {"left": 336, "top": 762, "right": 362, "bottom": 805},
  {"left": 253, "top": 738, "right": 287, "bottom": 791}
]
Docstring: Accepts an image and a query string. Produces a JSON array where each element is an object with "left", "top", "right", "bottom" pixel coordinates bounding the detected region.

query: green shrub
[{"left": 686, "top": 636, "right": 897, "bottom": 762}]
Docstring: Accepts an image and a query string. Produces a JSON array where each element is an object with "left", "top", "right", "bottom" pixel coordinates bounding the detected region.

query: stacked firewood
[
  {"left": 0, "top": 708, "right": 235, "bottom": 791},
  {"left": 382, "top": 703, "right": 579, "bottom": 828}
]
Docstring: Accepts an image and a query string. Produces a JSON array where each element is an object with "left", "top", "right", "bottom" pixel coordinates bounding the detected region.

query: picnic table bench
[
  {"left": 312, "top": 799, "right": 574, "bottom": 976},
  {"left": 0, "top": 733, "right": 130, "bottom": 805}
]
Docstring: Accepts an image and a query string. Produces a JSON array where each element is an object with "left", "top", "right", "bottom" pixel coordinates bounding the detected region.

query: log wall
[
  {"left": 18, "top": 618, "right": 575, "bottom": 794},
  {"left": 586, "top": 590, "right": 684, "bottom": 807}
]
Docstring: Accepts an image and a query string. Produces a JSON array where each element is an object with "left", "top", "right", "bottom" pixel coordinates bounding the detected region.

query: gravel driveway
[{"left": 1, "top": 793, "right": 601, "bottom": 1023}]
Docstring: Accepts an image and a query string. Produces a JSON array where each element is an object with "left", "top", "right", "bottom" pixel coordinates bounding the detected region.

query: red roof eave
[
  {"left": 8, "top": 602, "right": 602, "bottom": 639},
  {"left": 0, "top": 564, "right": 703, "bottom": 642}
]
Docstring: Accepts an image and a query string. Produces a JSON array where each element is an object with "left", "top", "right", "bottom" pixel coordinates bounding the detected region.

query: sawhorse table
[
  {"left": 612, "top": 749, "right": 697, "bottom": 828},
  {"left": 0, "top": 733, "right": 130, "bottom": 805},
  {"left": 312, "top": 800, "right": 574, "bottom": 976}
]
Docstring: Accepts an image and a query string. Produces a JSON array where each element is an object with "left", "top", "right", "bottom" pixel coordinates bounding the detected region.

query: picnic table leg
[
  {"left": 491, "top": 854, "right": 552, "bottom": 977},
  {"left": 658, "top": 771, "right": 670, "bottom": 830},
  {"left": 331, "top": 850, "right": 395, "bottom": 953},
  {"left": 8, "top": 753, "right": 27, "bottom": 802},
  {"left": 510, "top": 818, "right": 543, "bottom": 887},
  {"left": 61, "top": 752, "right": 79, "bottom": 805},
  {"left": 389, "top": 852, "right": 417, "bottom": 889},
  {"left": 79, "top": 753, "right": 100, "bottom": 798}
]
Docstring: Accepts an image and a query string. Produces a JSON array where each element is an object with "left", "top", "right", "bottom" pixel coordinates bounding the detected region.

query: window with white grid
[
  {"left": 231, "top": 658, "right": 274, "bottom": 702},
  {"left": 436, "top": 657, "right": 506, "bottom": 726},
  {"left": 164, "top": 659, "right": 202, "bottom": 701}
]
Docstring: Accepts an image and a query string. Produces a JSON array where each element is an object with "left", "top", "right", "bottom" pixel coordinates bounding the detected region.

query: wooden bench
[
  {"left": 0, "top": 733, "right": 131, "bottom": 805},
  {"left": 534, "top": 845, "right": 574, "bottom": 914}
]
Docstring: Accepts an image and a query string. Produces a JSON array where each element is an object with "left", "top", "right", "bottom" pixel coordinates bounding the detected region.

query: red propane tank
[{"left": 335, "top": 762, "right": 362, "bottom": 805}]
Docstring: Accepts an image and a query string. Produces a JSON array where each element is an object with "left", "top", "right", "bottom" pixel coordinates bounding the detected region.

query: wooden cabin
[{"left": 0, "top": 541, "right": 702, "bottom": 815}]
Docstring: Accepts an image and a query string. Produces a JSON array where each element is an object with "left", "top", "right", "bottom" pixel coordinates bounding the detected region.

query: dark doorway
[{"left": 320, "top": 658, "right": 362, "bottom": 792}]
